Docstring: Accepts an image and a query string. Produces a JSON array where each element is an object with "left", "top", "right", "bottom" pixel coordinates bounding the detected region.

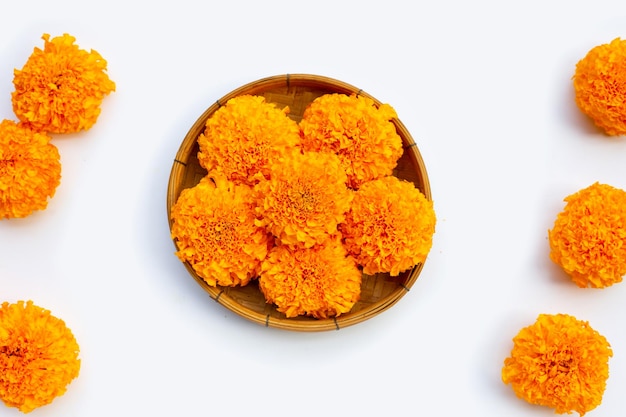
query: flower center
[
  {"left": 0, "top": 159, "right": 16, "bottom": 175},
  {"left": 1, "top": 345, "right": 25, "bottom": 357},
  {"left": 545, "top": 347, "right": 576, "bottom": 377},
  {"left": 289, "top": 182, "right": 319, "bottom": 214},
  {"left": 0, "top": 341, "right": 33, "bottom": 368},
  {"left": 202, "top": 219, "right": 234, "bottom": 246}
]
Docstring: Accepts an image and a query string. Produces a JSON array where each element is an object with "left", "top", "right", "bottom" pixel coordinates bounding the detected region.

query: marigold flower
[
  {"left": 11, "top": 33, "right": 116, "bottom": 134},
  {"left": 0, "top": 119, "right": 61, "bottom": 219},
  {"left": 299, "top": 93, "right": 403, "bottom": 189},
  {"left": 573, "top": 37, "right": 626, "bottom": 135},
  {"left": 548, "top": 182, "right": 626, "bottom": 288},
  {"left": 340, "top": 176, "right": 435, "bottom": 276},
  {"left": 259, "top": 237, "right": 362, "bottom": 319},
  {"left": 197, "top": 95, "right": 301, "bottom": 186},
  {"left": 171, "top": 175, "right": 272, "bottom": 287},
  {"left": 0, "top": 300, "right": 80, "bottom": 414},
  {"left": 254, "top": 150, "right": 353, "bottom": 248},
  {"left": 502, "top": 313, "right": 612, "bottom": 416}
]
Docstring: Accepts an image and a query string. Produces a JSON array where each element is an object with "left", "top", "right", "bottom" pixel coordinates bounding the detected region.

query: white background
[{"left": 1, "top": 1, "right": 626, "bottom": 416}]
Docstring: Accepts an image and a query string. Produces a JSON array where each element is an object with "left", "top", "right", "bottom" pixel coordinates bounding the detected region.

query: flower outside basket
[{"left": 166, "top": 74, "right": 432, "bottom": 332}]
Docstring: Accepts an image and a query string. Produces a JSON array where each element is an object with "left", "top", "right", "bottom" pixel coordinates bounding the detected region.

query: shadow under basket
[{"left": 166, "top": 74, "right": 432, "bottom": 332}]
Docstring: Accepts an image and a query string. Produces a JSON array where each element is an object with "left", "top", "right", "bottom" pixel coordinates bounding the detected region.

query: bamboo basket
[{"left": 166, "top": 74, "right": 432, "bottom": 332}]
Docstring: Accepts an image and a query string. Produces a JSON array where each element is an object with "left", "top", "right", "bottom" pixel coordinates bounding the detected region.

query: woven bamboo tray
[{"left": 166, "top": 74, "right": 432, "bottom": 332}]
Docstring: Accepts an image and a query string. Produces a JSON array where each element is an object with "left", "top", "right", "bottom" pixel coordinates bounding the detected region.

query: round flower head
[
  {"left": 0, "top": 119, "right": 61, "bottom": 219},
  {"left": 573, "top": 37, "right": 626, "bottom": 135},
  {"left": 502, "top": 313, "right": 612, "bottom": 416},
  {"left": 254, "top": 150, "right": 353, "bottom": 248},
  {"left": 12, "top": 33, "right": 116, "bottom": 134},
  {"left": 0, "top": 300, "right": 81, "bottom": 414},
  {"left": 299, "top": 93, "right": 403, "bottom": 189},
  {"left": 197, "top": 95, "right": 301, "bottom": 186},
  {"left": 549, "top": 182, "right": 626, "bottom": 288},
  {"left": 259, "top": 237, "right": 362, "bottom": 319},
  {"left": 171, "top": 175, "right": 272, "bottom": 287},
  {"left": 340, "top": 176, "right": 435, "bottom": 276}
]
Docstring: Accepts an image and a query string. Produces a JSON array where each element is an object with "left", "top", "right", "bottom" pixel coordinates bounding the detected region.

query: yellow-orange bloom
[
  {"left": 259, "top": 237, "right": 361, "bottom": 319},
  {"left": 549, "top": 182, "right": 626, "bottom": 288},
  {"left": 299, "top": 93, "right": 403, "bottom": 189},
  {"left": 12, "top": 33, "right": 115, "bottom": 134},
  {"left": 171, "top": 175, "right": 272, "bottom": 287},
  {"left": 502, "top": 313, "right": 612, "bottom": 416},
  {"left": 573, "top": 37, "right": 626, "bottom": 136},
  {"left": 0, "top": 119, "right": 61, "bottom": 219},
  {"left": 0, "top": 300, "right": 80, "bottom": 414},
  {"left": 254, "top": 150, "right": 353, "bottom": 248},
  {"left": 197, "top": 95, "right": 301, "bottom": 186},
  {"left": 340, "top": 176, "right": 435, "bottom": 276}
]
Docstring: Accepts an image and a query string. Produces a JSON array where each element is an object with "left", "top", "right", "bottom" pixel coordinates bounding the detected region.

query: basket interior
[{"left": 166, "top": 74, "right": 431, "bottom": 331}]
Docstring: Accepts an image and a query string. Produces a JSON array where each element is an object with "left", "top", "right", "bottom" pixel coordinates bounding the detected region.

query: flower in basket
[
  {"left": 170, "top": 174, "right": 272, "bottom": 287},
  {"left": 502, "top": 313, "right": 612, "bottom": 416},
  {"left": 573, "top": 37, "right": 626, "bottom": 136},
  {"left": 299, "top": 93, "right": 403, "bottom": 189},
  {"left": 0, "top": 300, "right": 81, "bottom": 414},
  {"left": 197, "top": 95, "right": 301, "bottom": 186},
  {"left": 259, "top": 236, "right": 362, "bottom": 319},
  {"left": 11, "top": 33, "right": 116, "bottom": 134},
  {"left": 0, "top": 119, "right": 61, "bottom": 219},
  {"left": 254, "top": 150, "right": 353, "bottom": 248},
  {"left": 340, "top": 175, "right": 436, "bottom": 276},
  {"left": 548, "top": 182, "right": 626, "bottom": 288}
]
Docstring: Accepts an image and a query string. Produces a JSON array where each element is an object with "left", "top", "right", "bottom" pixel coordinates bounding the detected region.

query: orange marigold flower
[
  {"left": 0, "top": 119, "right": 61, "bottom": 219},
  {"left": 573, "top": 37, "right": 626, "bottom": 136},
  {"left": 197, "top": 95, "right": 301, "bottom": 186},
  {"left": 254, "top": 150, "right": 353, "bottom": 248},
  {"left": 340, "top": 176, "right": 435, "bottom": 276},
  {"left": 548, "top": 182, "right": 626, "bottom": 288},
  {"left": 502, "top": 313, "right": 612, "bottom": 416},
  {"left": 299, "top": 93, "right": 403, "bottom": 189},
  {"left": 0, "top": 300, "right": 80, "bottom": 414},
  {"left": 259, "top": 237, "right": 361, "bottom": 319},
  {"left": 171, "top": 175, "right": 272, "bottom": 287},
  {"left": 12, "top": 33, "right": 116, "bottom": 134}
]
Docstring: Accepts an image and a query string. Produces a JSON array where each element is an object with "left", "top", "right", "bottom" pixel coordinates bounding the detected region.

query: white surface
[{"left": 1, "top": 1, "right": 626, "bottom": 415}]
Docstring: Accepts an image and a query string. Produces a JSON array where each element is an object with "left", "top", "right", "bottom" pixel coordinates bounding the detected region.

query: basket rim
[{"left": 166, "top": 73, "right": 432, "bottom": 332}]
